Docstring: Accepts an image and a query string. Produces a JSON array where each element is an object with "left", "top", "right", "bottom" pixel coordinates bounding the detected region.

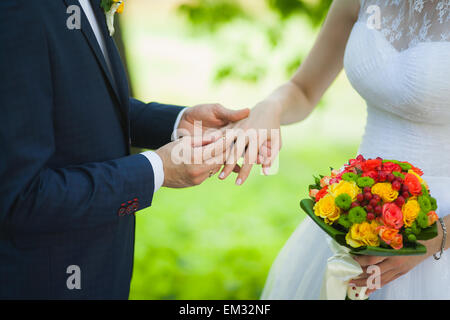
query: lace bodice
[
  {"left": 344, "top": 0, "right": 450, "bottom": 177},
  {"left": 359, "top": 0, "right": 449, "bottom": 51}
]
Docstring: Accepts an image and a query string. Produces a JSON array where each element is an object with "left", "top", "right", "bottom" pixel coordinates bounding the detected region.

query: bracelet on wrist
[{"left": 433, "top": 218, "right": 447, "bottom": 261}]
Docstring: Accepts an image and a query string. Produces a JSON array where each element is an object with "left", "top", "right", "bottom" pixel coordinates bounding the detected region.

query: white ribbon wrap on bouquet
[{"left": 319, "top": 238, "right": 369, "bottom": 300}]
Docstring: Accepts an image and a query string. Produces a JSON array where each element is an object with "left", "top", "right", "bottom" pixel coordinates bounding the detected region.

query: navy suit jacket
[{"left": 0, "top": 0, "right": 184, "bottom": 299}]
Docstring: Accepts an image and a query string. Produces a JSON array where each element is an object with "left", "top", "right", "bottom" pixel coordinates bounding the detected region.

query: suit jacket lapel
[
  {"left": 62, "top": 0, "right": 122, "bottom": 107},
  {"left": 89, "top": 0, "right": 130, "bottom": 115}
]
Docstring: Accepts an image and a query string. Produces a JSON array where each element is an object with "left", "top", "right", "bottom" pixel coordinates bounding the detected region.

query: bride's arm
[
  {"left": 220, "top": 0, "right": 361, "bottom": 184},
  {"left": 270, "top": 0, "right": 360, "bottom": 125}
]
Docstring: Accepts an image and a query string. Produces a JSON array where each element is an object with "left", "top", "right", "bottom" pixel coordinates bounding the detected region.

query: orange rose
[
  {"left": 381, "top": 203, "right": 404, "bottom": 229},
  {"left": 404, "top": 173, "right": 422, "bottom": 196},
  {"left": 391, "top": 233, "right": 403, "bottom": 250},
  {"left": 378, "top": 226, "right": 403, "bottom": 250},
  {"left": 427, "top": 211, "right": 439, "bottom": 226}
]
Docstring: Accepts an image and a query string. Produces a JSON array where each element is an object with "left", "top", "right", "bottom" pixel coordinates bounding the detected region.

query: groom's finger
[
  {"left": 215, "top": 105, "right": 250, "bottom": 123},
  {"left": 202, "top": 136, "right": 234, "bottom": 161},
  {"left": 190, "top": 134, "right": 219, "bottom": 148}
]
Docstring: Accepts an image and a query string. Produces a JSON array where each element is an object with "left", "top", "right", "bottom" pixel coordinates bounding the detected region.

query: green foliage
[
  {"left": 178, "top": 0, "right": 244, "bottom": 32},
  {"left": 267, "top": 0, "right": 333, "bottom": 26},
  {"left": 177, "top": 0, "right": 332, "bottom": 83},
  {"left": 392, "top": 171, "right": 405, "bottom": 179},
  {"left": 100, "top": 0, "right": 114, "bottom": 12}
]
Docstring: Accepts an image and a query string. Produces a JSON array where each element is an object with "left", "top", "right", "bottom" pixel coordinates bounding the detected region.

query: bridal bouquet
[{"left": 302, "top": 155, "right": 439, "bottom": 256}]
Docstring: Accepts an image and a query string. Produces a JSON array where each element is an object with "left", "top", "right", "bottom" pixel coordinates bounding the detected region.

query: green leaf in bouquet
[
  {"left": 416, "top": 222, "right": 438, "bottom": 240},
  {"left": 349, "top": 243, "right": 427, "bottom": 256}
]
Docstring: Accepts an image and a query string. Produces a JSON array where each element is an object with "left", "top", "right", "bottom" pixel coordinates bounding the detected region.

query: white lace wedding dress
[{"left": 262, "top": 0, "right": 450, "bottom": 300}]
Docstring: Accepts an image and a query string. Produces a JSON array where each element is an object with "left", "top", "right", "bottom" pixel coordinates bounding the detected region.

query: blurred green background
[{"left": 118, "top": 0, "right": 367, "bottom": 299}]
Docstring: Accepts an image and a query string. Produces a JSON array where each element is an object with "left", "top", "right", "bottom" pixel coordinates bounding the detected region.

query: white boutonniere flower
[{"left": 100, "top": 0, "right": 125, "bottom": 36}]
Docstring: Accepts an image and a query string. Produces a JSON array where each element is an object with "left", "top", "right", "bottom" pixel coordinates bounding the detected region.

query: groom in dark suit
[{"left": 0, "top": 0, "right": 248, "bottom": 299}]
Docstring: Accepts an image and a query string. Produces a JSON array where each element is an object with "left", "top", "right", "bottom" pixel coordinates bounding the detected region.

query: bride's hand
[
  {"left": 218, "top": 100, "right": 282, "bottom": 185},
  {"left": 350, "top": 235, "right": 442, "bottom": 295}
]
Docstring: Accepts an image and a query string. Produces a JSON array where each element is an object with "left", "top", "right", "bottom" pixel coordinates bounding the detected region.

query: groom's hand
[
  {"left": 155, "top": 134, "right": 233, "bottom": 188},
  {"left": 177, "top": 104, "right": 250, "bottom": 137}
]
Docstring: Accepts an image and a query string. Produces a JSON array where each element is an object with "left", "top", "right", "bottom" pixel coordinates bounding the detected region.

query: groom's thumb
[{"left": 216, "top": 106, "right": 250, "bottom": 123}]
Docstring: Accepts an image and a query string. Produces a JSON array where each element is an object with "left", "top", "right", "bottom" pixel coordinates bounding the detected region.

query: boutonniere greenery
[{"left": 100, "top": 0, "right": 125, "bottom": 36}]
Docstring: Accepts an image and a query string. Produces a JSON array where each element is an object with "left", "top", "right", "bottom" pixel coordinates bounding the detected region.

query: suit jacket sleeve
[
  {"left": 0, "top": 1, "right": 155, "bottom": 235},
  {"left": 129, "top": 98, "right": 186, "bottom": 150}
]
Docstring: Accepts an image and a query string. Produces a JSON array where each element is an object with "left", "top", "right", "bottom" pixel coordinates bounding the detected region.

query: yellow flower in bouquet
[
  {"left": 402, "top": 198, "right": 421, "bottom": 227},
  {"left": 329, "top": 180, "right": 360, "bottom": 201},
  {"left": 371, "top": 182, "right": 398, "bottom": 203},
  {"left": 345, "top": 221, "right": 380, "bottom": 248},
  {"left": 314, "top": 194, "right": 341, "bottom": 225}
]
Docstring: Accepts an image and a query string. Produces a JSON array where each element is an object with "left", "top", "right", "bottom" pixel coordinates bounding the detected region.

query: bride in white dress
[{"left": 219, "top": 0, "right": 450, "bottom": 299}]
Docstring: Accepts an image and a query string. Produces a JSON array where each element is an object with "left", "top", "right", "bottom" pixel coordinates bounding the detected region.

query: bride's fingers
[
  {"left": 219, "top": 137, "right": 247, "bottom": 180},
  {"left": 236, "top": 149, "right": 254, "bottom": 185},
  {"left": 351, "top": 268, "right": 399, "bottom": 289},
  {"left": 353, "top": 255, "right": 387, "bottom": 268}
]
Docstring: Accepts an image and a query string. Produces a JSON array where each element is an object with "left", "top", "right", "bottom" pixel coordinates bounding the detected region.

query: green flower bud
[
  {"left": 411, "top": 221, "right": 421, "bottom": 235},
  {"left": 348, "top": 206, "right": 367, "bottom": 224},
  {"left": 338, "top": 214, "right": 352, "bottom": 229},
  {"left": 407, "top": 234, "right": 417, "bottom": 242},
  {"left": 356, "top": 177, "right": 375, "bottom": 188},
  {"left": 430, "top": 197, "right": 438, "bottom": 211},
  {"left": 342, "top": 172, "right": 358, "bottom": 182},
  {"left": 421, "top": 185, "right": 429, "bottom": 197},
  {"left": 335, "top": 193, "right": 352, "bottom": 210},
  {"left": 418, "top": 195, "right": 432, "bottom": 213},
  {"left": 417, "top": 211, "right": 430, "bottom": 229}
]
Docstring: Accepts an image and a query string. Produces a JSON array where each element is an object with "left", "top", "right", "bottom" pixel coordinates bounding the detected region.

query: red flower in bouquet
[
  {"left": 361, "top": 159, "right": 382, "bottom": 172},
  {"left": 362, "top": 170, "right": 378, "bottom": 181},
  {"left": 404, "top": 173, "right": 422, "bottom": 196},
  {"left": 315, "top": 186, "right": 329, "bottom": 202},
  {"left": 382, "top": 161, "right": 402, "bottom": 173}
]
